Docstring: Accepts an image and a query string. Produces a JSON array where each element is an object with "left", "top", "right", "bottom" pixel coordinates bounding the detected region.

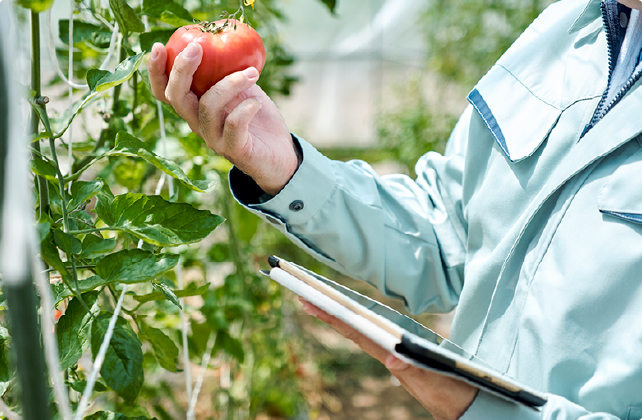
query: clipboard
[{"left": 263, "top": 255, "right": 547, "bottom": 409}]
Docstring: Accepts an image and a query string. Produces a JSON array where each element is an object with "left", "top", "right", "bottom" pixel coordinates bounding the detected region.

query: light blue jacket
[{"left": 231, "top": 0, "right": 642, "bottom": 417}]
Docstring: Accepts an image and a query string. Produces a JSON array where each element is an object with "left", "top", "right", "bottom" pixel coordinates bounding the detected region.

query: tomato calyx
[
  {"left": 192, "top": 19, "right": 228, "bottom": 35},
  {"left": 192, "top": 13, "right": 251, "bottom": 35}
]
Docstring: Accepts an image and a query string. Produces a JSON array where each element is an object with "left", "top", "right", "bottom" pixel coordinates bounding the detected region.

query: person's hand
[
  {"left": 147, "top": 42, "right": 299, "bottom": 195},
  {"left": 299, "top": 298, "right": 478, "bottom": 420}
]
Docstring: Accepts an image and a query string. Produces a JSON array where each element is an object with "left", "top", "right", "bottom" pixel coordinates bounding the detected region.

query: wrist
[{"left": 256, "top": 135, "right": 302, "bottom": 195}]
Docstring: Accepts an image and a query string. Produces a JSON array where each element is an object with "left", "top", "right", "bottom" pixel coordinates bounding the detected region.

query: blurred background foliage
[
  {"left": 376, "top": 0, "right": 555, "bottom": 176},
  {"left": 6, "top": 0, "right": 552, "bottom": 418}
]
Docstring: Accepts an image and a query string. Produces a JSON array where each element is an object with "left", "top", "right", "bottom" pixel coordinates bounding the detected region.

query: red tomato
[{"left": 165, "top": 20, "right": 266, "bottom": 97}]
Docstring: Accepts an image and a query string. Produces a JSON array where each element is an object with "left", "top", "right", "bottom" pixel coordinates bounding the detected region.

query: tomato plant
[
  {"left": 166, "top": 20, "right": 266, "bottom": 97},
  {"left": 1, "top": 0, "right": 337, "bottom": 419}
]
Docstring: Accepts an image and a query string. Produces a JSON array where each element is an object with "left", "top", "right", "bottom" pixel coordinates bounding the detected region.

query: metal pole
[{"left": 0, "top": 4, "right": 53, "bottom": 420}]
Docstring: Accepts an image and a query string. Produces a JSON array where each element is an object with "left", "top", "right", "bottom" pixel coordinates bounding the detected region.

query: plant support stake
[{"left": 0, "top": 7, "right": 52, "bottom": 420}]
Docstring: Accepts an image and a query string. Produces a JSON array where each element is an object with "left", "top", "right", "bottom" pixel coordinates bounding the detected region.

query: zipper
[{"left": 582, "top": 0, "right": 642, "bottom": 137}]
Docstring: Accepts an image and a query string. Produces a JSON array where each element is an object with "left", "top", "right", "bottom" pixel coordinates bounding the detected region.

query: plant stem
[
  {"left": 107, "top": 284, "right": 135, "bottom": 316},
  {"left": 68, "top": 227, "right": 123, "bottom": 235},
  {"left": 47, "top": 139, "right": 69, "bottom": 229},
  {"left": 30, "top": 11, "right": 49, "bottom": 219},
  {"left": 44, "top": 133, "right": 84, "bottom": 293},
  {"left": 112, "top": 39, "right": 127, "bottom": 116},
  {"left": 31, "top": 10, "right": 87, "bottom": 316},
  {"left": 42, "top": 265, "right": 95, "bottom": 273},
  {"left": 38, "top": 94, "right": 84, "bottom": 300},
  {"left": 131, "top": 70, "right": 138, "bottom": 131},
  {"left": 58, "top": 273, "right": 96, "bottom": 319},
  {"left": 67, "top": 153, "right": 104, "bottom": 182}
]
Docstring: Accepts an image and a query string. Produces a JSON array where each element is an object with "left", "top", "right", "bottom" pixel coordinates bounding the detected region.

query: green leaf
[
  {"left": 131, "top": 283, "right": 208, "bottom": 304},
  {"left": 95, "top": 249, "right": 179, "bottom": 284},
  {"left": 84, "top": 411, "right": 155, "bottom": 420},
  {"left": 108, "top": 132, "right": 215, "bottom": 192},
  {"left": 91, "top": 312, "right": 144, "bottom": 402},
  {"left": 94, "top": 181, "right": 116, "bottom": 222},
  {"left": 30, "top": 159, "right": 58, "bottom": 181},
  {"left": 216, "top": 331, "right": 245, "bottom": 363},
  {"left": 141, "top": 0, "right": 192, "bottom": 21},
  {"left": 139, "top": 324, "right": 179, "bottom": 372},
  {"left": 112, "top": 158, "right": 147, "bottom": 190},
  {"left": 16, "top": 0, "right": 54, "bottom": 12},
  {"left": 318, "top": 0, "right": 337, "bottom": 13},
  {"left": 41, "top": 233, "right": 73, "bottom": 284},
  {"left": 59, "top": 20, "right": 113, "bottom": 47},
  {"left": 207, "top": 243, "right": 231, "bottom": 262},
  {"left": 139, "top": 30, "right": 176, "bottom": 53},
  {"left": 235, "top": 205, "right": 260, "bottom": 243},
  {"left": 117, "top": 404, "right": 152, "bottom": 419},
  {"left": 54, "top": 53, "right": 144, "bottom": 140},
  {"left": 67, "top": 180, "right": 105, "bottom": 213},
  {"left": 68, "top": 378, "right": 108, "bottom": 393},
  {"left": 33, "top": 131, "right": 54, "bottom": 141},
  {"left": 153, "top": 282, "right": 182, "bottom": 309},
  {"left": 52, "top": 276, "right": 113, "bottom": 304},
  {"left": 0, "top": 327, "right": 13, "bottom": 397},
  {"left": 160, "top": 11, "right": 192, "bottom": 28},
  {"left": 95, "top": 193, "right": 224, "bottom": 246},
  {"left": 79, "top": 235, "right": 117, "bottom": 260},
  {"left": 109, "top": 0, "right": 146, "bottom": 33},
  {"left": 57, "top": 292, "right": 100, "bottom": 370},
  {"left": 189, "top": 321, "right": 216, "bottom": 355},
  {"left": 37, "top": 221, "right": 51, "bottom": 242},
  {"left": 86, "top": 70, "right": 111, "bottom": 91},
  {"left": 53, "top": 229, "right": 83, "bottom": 255},
  {"left": 87, "top": 53, "right": 145, "bottom": 93},
  {"left": 68, "top": 210, "right": 95, "bottom": 232}
]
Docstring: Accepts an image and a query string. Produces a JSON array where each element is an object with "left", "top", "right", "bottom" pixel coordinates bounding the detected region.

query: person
[{"left": 147, "top": 0, "right": 642, "bottom": 417}]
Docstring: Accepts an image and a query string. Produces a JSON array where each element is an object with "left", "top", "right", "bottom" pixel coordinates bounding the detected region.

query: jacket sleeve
[
  {"left": 461, "top": 391, "right": 625, "bottom": 420},
  {"left": 229, "top": 110, "right": 472, "bottom": 315}
]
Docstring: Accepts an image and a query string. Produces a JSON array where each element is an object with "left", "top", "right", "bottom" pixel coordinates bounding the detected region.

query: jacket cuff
[{"left": 229, "top": 135, "right": 337, "bottom": 226}]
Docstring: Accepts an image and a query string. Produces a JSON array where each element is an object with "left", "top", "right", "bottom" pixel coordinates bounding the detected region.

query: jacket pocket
[
  {"left": 467, "top": 64, "right": 562, "bottom": 163},
  {"left": 598, "top": 144, "right": 642, "bottom": 226}
]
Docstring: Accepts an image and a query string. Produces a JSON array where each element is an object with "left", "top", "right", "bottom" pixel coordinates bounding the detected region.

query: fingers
[
  {"left": 385, "top": 354, "right": 412, "bottom": 373},
  {"left": 298, "top": 299, "right": 479, "bottom": 418},
  {"left": 216, "top": 96, "right": 262, "bottom": 155},
  {"left": 165, "top": 42, "right": 203, "bottom": 132},
  {"left": 147, "top": 43, "right": 169, "bottom": 103},
  {"left": 198, "top": 67, "right": 260, "bottom": 138},
  {"left": 299, "top": 299, "right": 390, "bottom": 364},
  {"left": 386, "top": 354, "right": 479, "bottom": 418}
]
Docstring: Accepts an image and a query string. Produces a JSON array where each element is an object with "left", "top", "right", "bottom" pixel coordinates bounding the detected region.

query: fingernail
[
  {"left": 183, "top": 43, "right": 199, "bottom": 59},
  {"left": 385, "top": 354, "right": 408, "bottom": 370},
  {"left": 301, "top": 302, "right": 317, "bottom": 317},
  {"left": 150, "top": 44, "right": 160, "bottom": 60},
  {"left": 242, "top": 67, "right": 259, "bottom": 79}
]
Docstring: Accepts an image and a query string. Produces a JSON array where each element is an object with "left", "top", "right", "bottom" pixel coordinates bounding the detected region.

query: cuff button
[{"left": 289, "top": 200, "right": 304, "bottom": 212}]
